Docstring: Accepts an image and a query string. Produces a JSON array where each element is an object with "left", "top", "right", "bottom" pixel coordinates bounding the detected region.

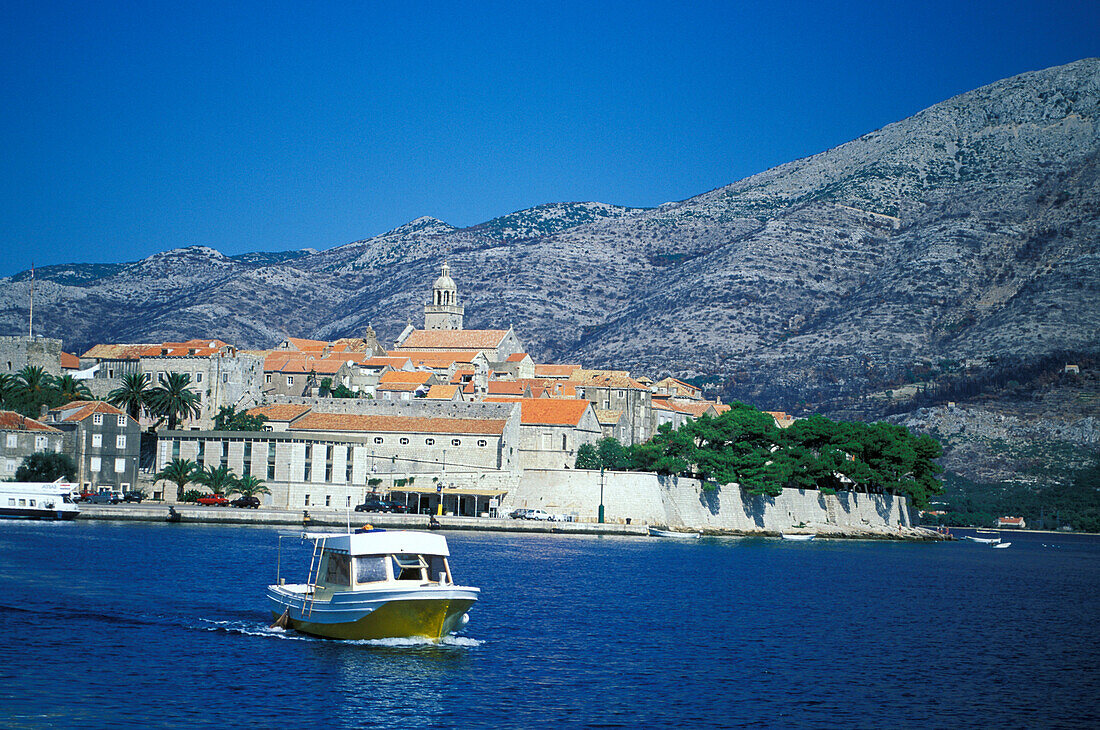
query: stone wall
[
  {"left": 504, "top": 469, "right": 911, "bottom": 531},
  {"left": 0, "top": 336, "right": 62, "bottom": 376}
]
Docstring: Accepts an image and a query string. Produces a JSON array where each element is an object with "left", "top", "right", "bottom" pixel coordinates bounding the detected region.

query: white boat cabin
[{"left": 299, "top": 530, "right": 456, "bottom": 598}]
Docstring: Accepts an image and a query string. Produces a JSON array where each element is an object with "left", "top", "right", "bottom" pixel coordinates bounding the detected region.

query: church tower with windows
[{"left": 424, "top": 262, "right": 464, "bottom": 330}]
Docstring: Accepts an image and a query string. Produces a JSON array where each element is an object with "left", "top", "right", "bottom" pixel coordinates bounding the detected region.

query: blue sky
[{"left": 1, "top": 0, "right": 1097, "bottom": 276}]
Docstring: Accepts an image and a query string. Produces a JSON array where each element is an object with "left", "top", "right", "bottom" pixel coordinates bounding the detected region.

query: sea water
[{"left": 0, "top": 522, "right": 1097, "bottom": 728}]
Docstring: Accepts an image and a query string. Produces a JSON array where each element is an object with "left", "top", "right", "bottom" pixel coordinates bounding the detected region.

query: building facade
[
  {"left": 0, "top": 411, "right": 64, "bottom": 479},
  {"left": 46, "top": 401, "right": 141, "bottom": 494}
]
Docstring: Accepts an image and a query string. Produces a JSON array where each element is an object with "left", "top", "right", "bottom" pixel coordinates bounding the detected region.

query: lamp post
[{"left": 598, "top": 467, "right": 605, "bottom": 524}]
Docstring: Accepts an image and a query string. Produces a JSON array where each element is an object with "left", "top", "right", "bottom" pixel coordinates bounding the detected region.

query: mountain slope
[{"left": 0, "top": 59, "right": 1096, "bottom": 414}]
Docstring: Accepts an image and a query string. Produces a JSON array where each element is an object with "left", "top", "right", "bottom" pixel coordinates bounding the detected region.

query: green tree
[
  {"left": 575, "top": 442, "right": 600, "bottom": 469},
  {"left": 596, "top": 437, "right": 630, "bottom": 471},
  {"left": 154, "top": 458, "right": 199, "bottom": 500},
  {"left": 330, "top": 383, "right": 357, "bottom": 398},
  {"left": 15, "top": 452, "right": 77, "bottom": 482},
  {"left": 107, "top": 372, "right": 153, "bottom": 421},
  {"left": 149, "top": 372, "right": 201, "bottom": 430},
  {"left": 54, "top": 374, "right": 93, "bottom": 402},
  {"left": 231, "top": 474, "right": 271, "bottom": 500},
  {"left": 194, "top": 463, "right": 237, "bottom": 495},
  {"left": 212, "top": 406, "right": 267, "bottom": 431}
]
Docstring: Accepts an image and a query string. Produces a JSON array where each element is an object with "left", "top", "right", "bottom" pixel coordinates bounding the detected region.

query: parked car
[
  {"left": 522, "top": 509, "right": 553, "bottom": 521},
  {"left": 508, "top": 508, "right": 533, "bottom": 519},
  {"left": 88, "top": 492, "right": 121, "bottom": 505},
  {"left": 75, "top": 491, "right": 97, "bottom": 503},
  {"left": 354, "top": 498, "right": 409, "bottom": 513},
  {"left": 231, "top": 495, "right": 260, "bottom": 509},
  {"left": 196, "top": 494, "right": 230, "bottom": 506},
  {"left": 122, "top": 491, "right": 145, "bottom": 503}
]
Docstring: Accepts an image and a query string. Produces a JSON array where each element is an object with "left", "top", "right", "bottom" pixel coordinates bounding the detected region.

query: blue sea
[{"left": 1, "top": 522, "right": 1098, "bottom": 729}]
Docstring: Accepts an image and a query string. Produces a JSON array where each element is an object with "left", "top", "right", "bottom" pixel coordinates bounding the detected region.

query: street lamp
[{"left": 598, "top": 467, "right": 605, "bottom": 524}]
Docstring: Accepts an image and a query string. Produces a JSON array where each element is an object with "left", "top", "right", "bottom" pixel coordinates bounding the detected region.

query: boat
[
  {"left": 992, "top": 542, "right": 1012, "bottom": 549},
  {"left": 0, "top": 482, "right": 80, "bottom": 520},
  {"left": 781, "top": 533, "right": 816, "bottom": 541},
  {"left": 267, "top": 529, "right": 479, "bottom": 641},
  {"left": 964, "top": 536, "right": 1001, "bottom": 544},
  {"left": 646, "top": 527, "right": 699, "bottom": 538}
]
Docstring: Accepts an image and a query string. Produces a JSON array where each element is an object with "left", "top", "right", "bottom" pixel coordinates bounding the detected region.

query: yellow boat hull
[{"left": 272, "top": 597, "right": 476, "bottom": 641}]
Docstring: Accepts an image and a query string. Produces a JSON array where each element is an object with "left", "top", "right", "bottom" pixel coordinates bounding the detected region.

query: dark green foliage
[
  {"left": 0, "top": 366, "right": 90, "bottom": 418},
  {"left": 575, "top": 443, "right": 600, "bottom": 469},
  {"left": 154, "top": 458, "right": 198, "bottom": 500},
  {"left": 179, "top": 489, "right": 203, "bottom": 503},
  {"left": 232, "top": 474, "right": 270, "bottom": 499},
  {"left": 596, "top": 437, "right": 630, "bottom": 471},
  {"left": 193, "top": 464, "right": 237, "bottom": 495},
  {"left": 628, "top": 402, "right": 945, "bottom": 505},
  {"left": 15, "top": 452, "right": 77, "bottom": 482},
  {"left": 213, "top": 406, "right": 268, "bottom": 431},
  {"left": 107, "top": 372, "right": 152, "bottom": 420},
  {"left": 148, "top": 373, "right": 201, "bottom": 430}
]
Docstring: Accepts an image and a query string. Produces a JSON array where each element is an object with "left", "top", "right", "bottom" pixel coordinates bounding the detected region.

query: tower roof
[{"left": 433, "top": 262, "right": 456, "bottom": 291}]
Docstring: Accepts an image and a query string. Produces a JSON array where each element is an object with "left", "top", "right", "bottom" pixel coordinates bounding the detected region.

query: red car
[{"left": 196, "top": 494, "right": 230, "bottom": 506}]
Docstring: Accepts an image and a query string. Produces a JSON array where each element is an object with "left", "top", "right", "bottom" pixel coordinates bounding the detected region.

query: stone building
[
  {"left": 483, "top": 398, "right": 602, "bottom": 470},
  {"left": 156, "top": 400, "right": 522, "bottom": 515},
  {"left": 45, "top": 401, "right": 141, "bottom": 494},
  {"left": 423, "top": 262, "right": 465, "bottom": 330},
  {"left": 569, "top": 369, "right": 653, "bottom": 445},
  {"left": 0, "top": 410, "right": 64, "bottom": 479},
  {"left": 0, "top": 335, "right": 63, "bottom": 376}
]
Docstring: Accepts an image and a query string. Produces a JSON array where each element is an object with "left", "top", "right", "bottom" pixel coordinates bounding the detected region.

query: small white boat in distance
[
  {"left": 781, "top": 533, "right": 816, "bottom": 541},
  {"left": 648, "top": 527, "right": 701, "bottom": 539},
  {"left": 0, "top": 482, "right": 79, "bottom": 520},
  {"left": 268, "top": 529, "right": 479, "bottom": 641},
  {"left": 992, "top": 542, "right": 1012, "bottom": 549}
]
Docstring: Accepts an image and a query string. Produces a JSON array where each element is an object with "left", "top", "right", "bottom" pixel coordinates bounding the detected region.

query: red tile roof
[
  {"left": 246, "top": 404, "right": 311, "bottom": 422},
  {"left": 425, "top": 385, "right": 460, "bottom": 400},
  {"left": 52, "top": 400, "right": 128, "bottom": 423},
  {"left": 517, "top": 399, "right": 591, "bottom": 426},
  {"left": 505, "top": 353, "right": 530, "bottom": 362},
  {"left": 82, "top": 344, "right": 157, "bottom": 360},
  {"left": 569, "top": 369, "right": 648, "bottom": 390},
  {"left": 60, "top": 352, "right": 80, "bottom": 369},
  {"left": 397, "top": 329, "right": 508, "bottom": 351},
  {"left": 362, "top": 356, "right": 412, "bottom": 369},
  {"left": 291, "top": 413, "right": 506, "bottom": 435},
  {"left": 0, "top": 410, "right": 61, "bottom": 432},
  {"left": 533, "top": 364, "right": 581, "bottom": 379},
  {"left": 283, "top": 337, "right": 329, "bottom": 352},
  {"left": 379, "top": 371, "right": 433, "bottom": 385}
]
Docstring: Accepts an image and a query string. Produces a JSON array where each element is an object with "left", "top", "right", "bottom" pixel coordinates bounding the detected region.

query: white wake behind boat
[
  {"left": 267, "top": 529, "right": 479, "bottom": 641},
  {"left": 781, "top": 533, "right": 816, "bottom": 541},
  {"left": 964, "top": 536, "right": 1001, "bottom": 544}
]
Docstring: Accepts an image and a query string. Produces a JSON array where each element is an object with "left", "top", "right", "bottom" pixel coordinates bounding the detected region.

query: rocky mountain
[{"left": 3, "top": 59, "right": 1098, "bottom": 430}]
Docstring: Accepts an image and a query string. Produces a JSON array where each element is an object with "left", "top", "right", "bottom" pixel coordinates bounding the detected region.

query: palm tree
[
  {"left": 154, "top": 458, "right": 199, "bottom": 500},
  {"left": 0, "top": 373, "right": 15, "bottom": 407},
  {"left": 13, "top": 365, "right": 59, "bottom": 416},
  {"left": 149, "top": 372, "right": 201, "bottom": 430},
  {"left": 108, "top": 372, "right": 153, "bottom": 421},
  {"left": 232, "top": 474, "right": 271, "bottom": 500},
  {"left": 194, "top": 464, "right": 237, "bottom": 496},
  {"left": 55, "top": 374, "right": 93, "bottom": 402}
]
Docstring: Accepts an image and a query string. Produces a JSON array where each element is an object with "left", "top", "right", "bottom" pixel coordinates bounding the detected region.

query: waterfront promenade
[{"left": 74, "top": 504, "right": 945, "bottom": 539}]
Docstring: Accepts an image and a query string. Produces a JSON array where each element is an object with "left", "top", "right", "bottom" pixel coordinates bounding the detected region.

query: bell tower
[{"left": 424, "top": 262, "right": 464, "bottom": 330}]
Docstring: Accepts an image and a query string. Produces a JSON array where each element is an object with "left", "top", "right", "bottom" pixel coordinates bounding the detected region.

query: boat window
[
  {"left": 355, "top": 556, "right": 388, "bottom": 584},
  {"left": 7, "top": 498, "right": 14, "bottom": 506},
  {"left": 323, "top": 552, "right": 351, "bottom": 586},
  {"left": 18, "top": 499, "right": 26, "bottom": 506},
  {"left": 427, "top": 555, "right": 448, "bottom": 583},
  {"left": 392, "top": 554, "right": 427, "bottom": 581},
  {"left": 29, "top": 500, "right": 35, "bottom": 507}
]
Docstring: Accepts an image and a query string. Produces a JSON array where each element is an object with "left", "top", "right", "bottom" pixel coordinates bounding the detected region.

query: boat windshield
[
  {"left": 323, "top": 552, "right": 351, "bottom": 587},
  {"left": 355, "top": 555, "right": 388, "bottom": 584},
  {"left": 392, "top": 554, "right": 427, "bottom": 581}
]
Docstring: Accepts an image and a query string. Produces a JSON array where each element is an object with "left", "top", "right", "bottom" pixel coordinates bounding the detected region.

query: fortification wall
[
  {"left": 505, "top": 469, "right": 911, "bottom": 531},
  {"left": 0, "top": 336, "right": 62, "bottom": 376}
]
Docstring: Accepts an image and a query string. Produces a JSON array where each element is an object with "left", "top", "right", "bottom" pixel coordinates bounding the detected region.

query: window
[
  {"left": 425, "top": 438, "right": 435, "bottom": 446},
  {"left": 115, "top": 458, "right": 126, "bottom": 473},
  {"left": 325, "top": 495, "right": 331, "bottom": 507},
  {"left": 116, "top": 435, "right": 126, "bottom": 449},
  {"left": 287, "top": 376, "right": 294, "bottom": 386},
  {"left": 36, "top": 435, "right": 48, "bottom": 450},
  {"left": 196, "top": 372, "right": 203, "bottom": 383},
  {"left": 5, "top": 434, "right": 16, "bottom": 448},
  {"left": 29, "top": 499, "right": 35, "bottom": 507},
  {"left": 4, "top": 459, "right": 15, "bottom": 473},
  {"left": 399, "top": 437, "right": 409, "bottom": 445},
  {"left": 356, "top": 556, "right": 388, "bottom": 584},
  {"left": 267, "top": 446, "right": 276, "bottom": 480},
  {"left": 6, "top": 498, "right": 13, "bottom": 505},
  {"left": 107, "top": 369, "right": 114, "bottom": 378},
  {"left": 172, "top": 441, "right": 180, "bottom": 459},
  {"left": 117, "top": 415, "right": 126, "bottom": 427},
  {"left": 373, "top": 437, "right": 383, "bottom": 444},
  {"left": 562, "top": 435, "right": 568, "bottom": 450},
  {"left": 93, "top": 414, "right": 103, "bottom": 425},
  {"left": 451, "top": 439, "right": 461, "bottom": 446},
  {"left": 303, "top": 444, "right": 311, "bottom": 481},
  {"left": 92, "top": 433, "right": 102, "bottom": 447},
  {"left": 617, "top": 390, "right": 624, "bottom": 398},
  {"left": 304, "top": 494, "right": 310, "bottom": 506},
  {"left": 222, "top": 373, "right": 228, "bottom": 383},
  {"left": 323, "top": 552, "right": 350, "bottom": 586},
  {"left": 243, "top": 441, "right": 252, "bottom": 477},
  {"left": 90, "top": 457, "right": 101, "bottom": 472},
  {"left": 478, "top": 439, "right": 487, "bottom": 447},
  {"left": 265, "top": 374, "right": 271, "bottom": 384},
  {"left": 392, "top": 554, "right": 427, "bottom": 581}
]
